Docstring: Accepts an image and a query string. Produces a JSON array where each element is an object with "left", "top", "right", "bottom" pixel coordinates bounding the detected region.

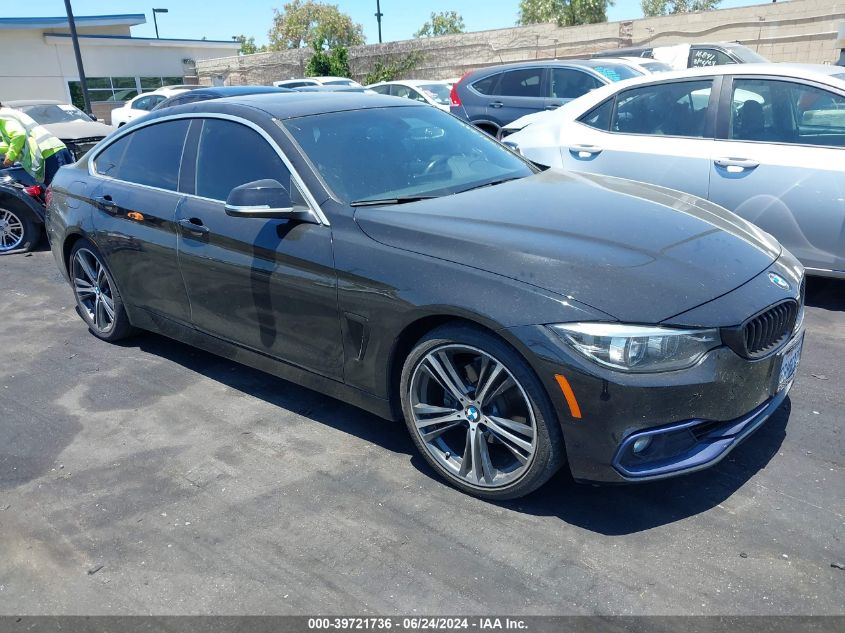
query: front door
[
  {"left": 562, "top": 78, "right": 717, "bottom": 199},
  {"left": 176, "top": 117, "right": 343, "bottom": 378}
]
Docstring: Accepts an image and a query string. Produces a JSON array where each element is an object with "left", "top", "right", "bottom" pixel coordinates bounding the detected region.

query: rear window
[
  {"left": 472, "top": 73, "right": 500, "bottom": 95},
  {"left": 590, "top": 64, "right": 642, "bottom": 82}
]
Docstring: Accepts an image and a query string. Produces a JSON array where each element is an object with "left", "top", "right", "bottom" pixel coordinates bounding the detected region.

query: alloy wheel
[
  {"left": 0, "top": 209, "right": 25, "bottom": 252},
  {"left": 72, "top": 248, "right": 116, "bottom": 333},
  {"left": 409, "top": 344, "right": 537, "bottom": 488}
]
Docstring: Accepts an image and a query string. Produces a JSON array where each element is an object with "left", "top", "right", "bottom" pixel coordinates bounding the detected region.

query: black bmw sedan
[{"left": 45, "top": 93, "right": 805, "bottom": 500}]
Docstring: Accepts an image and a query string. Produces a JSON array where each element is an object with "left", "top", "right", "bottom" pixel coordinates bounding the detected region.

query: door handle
[
  {"left": 714, "top": 157, "right": 760, "bottom": 173},
  {"left": 178, "top": 217, "right": 210, "bottom": 235},
  {"left": 95, "top": 194, "right": 117, "bottom": 214},
  {"left": 569, "top": 144, "right": 603, "bottom": 158},
  {"left": 489, "top": 101, "right": 504, "bottom": 109}
]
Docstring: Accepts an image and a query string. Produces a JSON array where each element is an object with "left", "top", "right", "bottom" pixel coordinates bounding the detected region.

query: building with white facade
[{"left": 0, "top": 13, "right": 238, "bottom": 114}]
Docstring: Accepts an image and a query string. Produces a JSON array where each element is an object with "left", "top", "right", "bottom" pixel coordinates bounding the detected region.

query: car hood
[
  {"left": 41, "top": 120, "right": 114, "bottom": 140},
  {"left": 354, "top": 170, "right": 781, "bottom": 323}
]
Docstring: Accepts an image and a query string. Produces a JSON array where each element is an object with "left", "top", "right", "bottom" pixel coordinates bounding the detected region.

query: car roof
[
  {"left": 5, "top": 99, "right": 67, "bottom": 107},
  {"left": 606, "top": 63, "right": 845, "bottom": 86},
  {"left": 372, "top": 80, "right": 451, "bottom": 87},
  {"left": 464, "top": 58, "right": 642, "bottom": 78},
  {"left": 189, "top": 86, "right": 291, "bottom": 96},
  {"left": 150, "top": 92, "right": 418, "bottom": 121}
]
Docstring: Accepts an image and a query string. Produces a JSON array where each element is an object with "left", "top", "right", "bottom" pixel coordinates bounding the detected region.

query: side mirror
[
  {"left": 224, "top": 179, "right": 315, "bottom": 222},
  {"left": 88, "top": 112, "right": 98, "bottom": 121}
]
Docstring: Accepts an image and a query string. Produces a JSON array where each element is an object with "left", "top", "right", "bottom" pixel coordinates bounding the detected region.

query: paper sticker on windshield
[{"left": 58, "top": 105, "right": 78, "bottom": 112}]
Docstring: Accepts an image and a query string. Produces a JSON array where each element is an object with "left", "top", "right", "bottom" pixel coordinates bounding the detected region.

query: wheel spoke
[
  {"left": 74, "top": 278, "right": 96, "bottom": 298},
  {"left": 423, "top": 354, "right": 468, "bottom": 402},
  {"left": 474, "top": 359, "right": 504, "bottom": 405},
  {"left": 420, "top": 420, "right": 464, "bottom": 443},
  {"left": 93, "top": 296, "right": 102, "bottom": 328},
  {"left": 76, "top": 252, "right": 97, "bottom": 283},
  {"left": 101, "top": 294, "right": 115, "bottom": 321},
  {"left": 484, "top": 415, "right": 533, "bottom": 453}
]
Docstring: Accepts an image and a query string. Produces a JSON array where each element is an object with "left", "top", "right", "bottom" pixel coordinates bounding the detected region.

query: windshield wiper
[
  {"left": 455, "top": 176, "right": 524, "bottom": 194},
  {"left": 350, "top": 195, "right": 437, "bottom": 207}
]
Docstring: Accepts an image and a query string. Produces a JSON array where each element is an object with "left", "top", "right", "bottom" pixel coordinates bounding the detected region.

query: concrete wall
[{"left": 197, "top": 0, "right": 845, "bottom": 86}]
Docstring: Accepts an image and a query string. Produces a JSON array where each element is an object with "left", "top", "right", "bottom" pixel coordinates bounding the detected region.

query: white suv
[
  {"left": 111, "top": 86, "right": 198, "bottom": 126},
  {"left": 272, "top": 76, "right": 362, "bottom": 89}
]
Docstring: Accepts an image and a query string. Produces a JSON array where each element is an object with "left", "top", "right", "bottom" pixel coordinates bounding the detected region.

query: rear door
[
  {"left": 176, "top": 116, "right": 343, "bottom": 377},
  {"left": 546, "top": 67, "right": 604, "bottom": 110},
  {"left": 88, "top": 119, "right": 192, "bottom": 322},
  {"left": 486, "top": 67, "right": 546, "bottom": 127},
  {"left": 562, "top": 78, "right": 718, "bottom": 199},
  {"left": 708, "top": 76, "right": 845, "bottom": 274}
]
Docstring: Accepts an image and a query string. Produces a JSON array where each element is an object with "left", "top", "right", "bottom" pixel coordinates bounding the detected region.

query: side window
[
  {"left": 370, "top": 85, "right": 390, "bottom": 95},
  {"left": 611, "top": 80, "right": 713, "bottom": 137},
  {"left": 471, "top": 73, "right": 500, "bottom": 95},
  {"left": 95, "top": 120, "right": 189, "bottom": 190},
  {"left": 132, "top": 96, "right": 151, "bottom": 111},
  {"left": 578, "top": 98, "right": 614, "bottom": 131},
  {"left": 550, "top": 69, "right": 602, "bottom": 99},
  {"left": 729, "top": 79, "right": 845, "bottom": 147},
  {"left": 148, "top": 96, "right": 166, "bottom": 109},
  {"left": 406, "top": 88, "right": 428, "bottom": 103},
  {"left": 690, "top": 48, "right": 735, "bottom": 68},
  {"left": 496, "top": 69, "right": 543, "bottom": 98},
  {"left": 194, "top": 119, "right": 292, "bottom": 202}
]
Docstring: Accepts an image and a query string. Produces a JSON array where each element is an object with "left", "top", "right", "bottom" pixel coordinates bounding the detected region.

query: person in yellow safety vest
[{"left": 0, "top": 101, "right": 74, "bottom": 186}]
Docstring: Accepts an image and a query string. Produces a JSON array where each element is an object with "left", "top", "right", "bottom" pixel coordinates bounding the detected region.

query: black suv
[{"left": 449, "top": 59, "right": 641, "bottom": 135}]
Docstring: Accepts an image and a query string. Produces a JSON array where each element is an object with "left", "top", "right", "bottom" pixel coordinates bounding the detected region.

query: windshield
[
  {"left": 588, "top": 63, "right": 643, "bottom": 82},
  {"left": 18, "top": 103, "right": 91, "bottom": 124},
  {"left": 419, "top": 84, "right": 451, "bottom": 105},
  {"left": 284, "top": 106, "right": 534, "bottom": 204},
  {"left": 324, "top": 79, "right": 357, "bottom": 86}
]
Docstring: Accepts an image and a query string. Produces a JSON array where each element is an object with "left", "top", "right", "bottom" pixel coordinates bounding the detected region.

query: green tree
[
  {"left": 234, "top": 34, "right": 265, "bottom": 55},
  {"left": 305, "top": 39, "right": 351, "bottom": 77},
  {"left": 641, "top": 0, "right": 721, "bottom": 16},
  {"left": 518, "top": 0, "right": 612, "bottom": 26},
  {"left": 268, "top": 0, "right": 365, "bottom": 50},
  {"left": 363, "top": 51, "right": 425, "bottom": 84},
  {"left": 413, "top": 11, "right": 465, "bottom": 38}
]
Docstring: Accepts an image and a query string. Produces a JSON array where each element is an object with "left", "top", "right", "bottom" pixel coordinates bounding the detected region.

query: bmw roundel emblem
[
  {"left": 768, "top": 272, "right": 791, "bottom": 291},
  {"left": 466, "top": 406, "right": 480, "bottom": 423}
]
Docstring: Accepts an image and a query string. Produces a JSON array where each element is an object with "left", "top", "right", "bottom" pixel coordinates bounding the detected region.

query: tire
[
  {"left": 400, "top": 323, "right": 564, "bottom": 500},
  {"left": 475, "top": 123, "right": 499, "bottom": 137},
  {"left": 68, "top": 238, "right": 136, "bottom": 341},
  {"left": 0, "top": 205, "right": 38, "bottom": 254}
]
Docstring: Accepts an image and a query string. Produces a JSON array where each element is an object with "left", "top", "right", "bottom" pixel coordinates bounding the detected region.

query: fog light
[{"left": 632, "top": 437, "right": 652, "bottom": 454}]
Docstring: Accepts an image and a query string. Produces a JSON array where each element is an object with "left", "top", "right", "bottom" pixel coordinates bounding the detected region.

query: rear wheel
[
  {"left": 400, "top": 324, "right": 564, "bottom": 500},
  {"left": 0, "top": 206, "right": 37, "bottom": 254},
  {"left": 69, "top": 239, "right": 135, "bottom": 341}
]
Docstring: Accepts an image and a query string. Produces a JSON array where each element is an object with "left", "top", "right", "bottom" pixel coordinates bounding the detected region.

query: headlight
[{"left": 550, "top": 323, "right": 721, "bottom": 373}]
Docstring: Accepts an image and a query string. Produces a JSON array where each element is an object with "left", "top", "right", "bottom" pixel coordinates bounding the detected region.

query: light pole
[
  {"left": 63, "top": 0, "right": 91, "bottom": 115},
  {"left": 152, "top": 8, "right": 168, "bottom": 39},
  {"left": 375, "top": 0, "right": 383, "bottom": 44}
]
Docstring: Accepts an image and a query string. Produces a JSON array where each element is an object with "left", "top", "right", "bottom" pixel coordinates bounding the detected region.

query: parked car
[
  {"left": 0, "top": 165, "right": 46, "bottom": 254},
  {"left": 498, "top": 58, "right": 671, "bottom": 139},
  {"left": 273, "top": 76, "right": 363, "bottom": 89},
  {"left": 450, "top": 59, "right": 643, "bottom": 136},
  {"left": 367, "top": 80, "right": 452, "bottom": 110},
  {"left": 111, "top": 86, "right": 199, "bottom": 126},
  {"left": 4, "top": 99, "right": 114, "bottom": 160},
  {"left": 152, "top": 85, "right": 293, "bottom": 111},
  {"left": 290, "top": 85, "right": 376, "bottom": 94},
  {"left": 592, "top": 42, "right": 769, "bottom": 69},
  {"left": 47, "top": 92, "right": 805, "bottom": 499},
  {"left": 506, "top": 63, "right": 845, "bottom": 278}
]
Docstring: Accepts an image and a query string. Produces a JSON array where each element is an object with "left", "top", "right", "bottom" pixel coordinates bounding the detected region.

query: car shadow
[
  {"left": 118, "top": 331, "right": 789, "bottom": 535},
  {"left": 805, "top": 277, "right": 845, "bottom": 311}
]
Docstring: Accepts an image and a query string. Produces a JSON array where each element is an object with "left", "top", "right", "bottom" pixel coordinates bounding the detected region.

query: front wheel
[
  {"left": 69, "top": 239, "right": 135, "bottom": 341},
  {"left": 400, "top": 324, "right": 564, "bottom": 500},
  {"left": 0, "top": 206, "right": 38, "bottom": 254}
]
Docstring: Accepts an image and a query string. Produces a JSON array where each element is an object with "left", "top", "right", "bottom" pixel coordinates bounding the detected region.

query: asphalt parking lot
[{"left": 0, "top": 246, "right": 843, "bottom": 615}]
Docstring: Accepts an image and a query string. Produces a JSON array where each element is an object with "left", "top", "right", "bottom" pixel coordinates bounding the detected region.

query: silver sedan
[{"left": 506, "top": 63, "right": 845, "bottom": 278}]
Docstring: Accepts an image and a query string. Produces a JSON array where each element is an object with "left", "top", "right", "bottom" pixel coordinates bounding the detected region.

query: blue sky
[{"left": 3, "top": 1, "right": 776, "bottom": 45}]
